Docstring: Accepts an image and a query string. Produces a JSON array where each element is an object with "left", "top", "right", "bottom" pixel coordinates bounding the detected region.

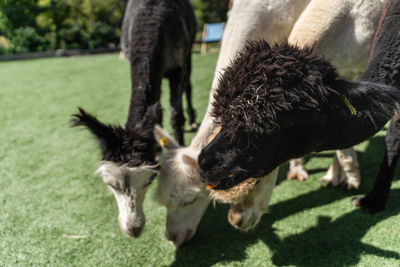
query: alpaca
[
  {"left": 286, "top": 0, "right": 385, "bottom": 187},
  {"left": 154, "top": 125, "right": 280, "bottom": 245},
  {"left": 352, "top": 0, "right": 400, "bottom": 213},
  {"left": 121, "top": 0, "right": 197, "bottom": 145},
  {"left": 198, "top": 0, "right": 400, "bottom": 195},
  {"left": 72, "top": 0, "right": 196, "bottom": 238},
  {"left": 152, "top": 0, "right": 313, "bottom": 246},
  {"left": 352, "top": 112, "right": 400, "bottom": 213},
  {"left": 152, "top": 0, "right": 386, "bottom": 246},
  {"left": 72, "top": 103, "right": 161, "bottom": 237}
]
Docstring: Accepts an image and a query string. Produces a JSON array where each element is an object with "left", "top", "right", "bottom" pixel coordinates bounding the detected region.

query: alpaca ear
[
  {"left": 182, "top": 154, "right": 198, "bottom": 168},
  {"left": 208, "top": 126, "right": 222, "bottom": 144},
  {"left": 71, "top": 108, "right": 122, "bottom": 154},
  {"left": 154, "top": 125, "right": 179, "bottom": 150}
]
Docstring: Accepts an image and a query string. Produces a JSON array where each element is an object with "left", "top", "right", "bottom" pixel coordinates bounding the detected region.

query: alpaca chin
[{"left": 208, "top": 178, "right": 259, "bottom": 204}]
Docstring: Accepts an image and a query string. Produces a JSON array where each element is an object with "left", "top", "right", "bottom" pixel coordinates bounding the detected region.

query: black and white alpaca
[
  {"left": 198, "top": 0, "right": 400, "bottom": 204},
  {"left": 72, "top": 0, "right": 197, "bottom": 238}
]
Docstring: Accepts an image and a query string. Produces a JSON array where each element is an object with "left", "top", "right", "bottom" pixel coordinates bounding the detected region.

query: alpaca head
[
  {"left": 153, "top": 125, "right": 210, "bottom": 247},
  {"left": 96, "top": 161, "right": 158, "bottom": 237},
  {"left": 71, "top": 102, "right": 161, "bottom": 237},
  {"left": 198, "top": 41, "right": 346, "bottom": 190},
  {"left": 221, "top": 168, "right": 278, "bottom": 231}
]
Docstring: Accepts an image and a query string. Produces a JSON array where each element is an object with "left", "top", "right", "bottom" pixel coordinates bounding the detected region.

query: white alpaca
[
  {"left": 154, "top": 0, "right": 310, "bottom": 246},
  {"left": 154, "top": 0, "right": 385, "bottom": 246}
]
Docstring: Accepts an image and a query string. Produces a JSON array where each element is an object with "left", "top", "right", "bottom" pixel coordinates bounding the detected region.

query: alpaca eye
[{"left": 183, "top": 196, "right": 198, "bottom": 206}]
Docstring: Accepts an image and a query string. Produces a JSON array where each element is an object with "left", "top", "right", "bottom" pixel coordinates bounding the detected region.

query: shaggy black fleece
[
  {"left": 212, "top": 41, "right": 340, "bottom": 136},
  {"left": 199, "top": 30, "right": 400, "bottom": 190},
  {"left": 211, "top": 41, "right": 400, "bottom": 145},
  {"left": 351, "top": 0, "right": 400, "bottom": 213},
  {"left": 199, "top": 0, "right": 400, "bottom": 206},
  {"left": 71, "top": 103, "right": 161, "bottom": 167},
  {"left": 121, "top": 0, "right": 197, "bottom": 145}
]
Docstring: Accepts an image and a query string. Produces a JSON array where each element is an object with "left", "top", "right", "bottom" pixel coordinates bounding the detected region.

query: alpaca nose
[
  {"left": 120, "top": 219, "right": 144, "bottom": 238},
  {"left": 130, "top": 227, "right": 143, "bottom": 238},
  {"left": 123, "top": 226, "right": 143, "bottom": 238},
  {"left": 165, "top": 229, "right": 194, "bottom": 247}
]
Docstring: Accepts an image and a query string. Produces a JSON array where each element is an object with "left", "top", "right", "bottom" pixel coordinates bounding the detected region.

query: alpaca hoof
[
  {"left": 351, "top": 196, "right": 362, "bottom": 207},
  {"left": 319, "top": 176, "right": 332, "bottom": 186},
  {"left": 187, "top": 122, "right": 198, "bottom": 132},
  {"left": 320, "top": 177, "right": 341, "bottom": 187},
  {"left": 287, "top": 171, "right": 297, "bottom": 180},
  {"left": 346, "top": 180, "right": 360, "bottom": 191},
  {"left": 287, "top": 171, "right": 308, "bottom": 181},
  {"left": 297, "top": 174, "right": 307, "bottom": 182},
  {"left": 351, "top": 196, "right": 385, "bottom": 214}
]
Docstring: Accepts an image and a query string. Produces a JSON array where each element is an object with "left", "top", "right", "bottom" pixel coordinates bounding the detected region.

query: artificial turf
[{"left": 1, "top": 52, "right": 400, "bottom": 266}]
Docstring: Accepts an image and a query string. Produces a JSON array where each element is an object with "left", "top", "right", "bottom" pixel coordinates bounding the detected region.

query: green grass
[{"left": 1, "top": 53, "right": 400, "bottom": 267}]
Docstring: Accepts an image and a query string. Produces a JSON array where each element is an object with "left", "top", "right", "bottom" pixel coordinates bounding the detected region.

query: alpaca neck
[
  {"left": 317, "top": 81, "right": 400, "bottom": 151},
  {"left": 360, "top": 0, "right": 400, "bottom": 88}
]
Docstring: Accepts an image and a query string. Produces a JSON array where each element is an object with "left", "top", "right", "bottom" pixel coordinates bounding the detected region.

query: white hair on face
[
  {"left": 151, "top": 140, "right": 212, "bottom": 247},
  {"left": 154, "top": 147, "right": 207, "bottom": 210},
  {"left": 95, "top": 161, "right": 158, "bottom": 237}
]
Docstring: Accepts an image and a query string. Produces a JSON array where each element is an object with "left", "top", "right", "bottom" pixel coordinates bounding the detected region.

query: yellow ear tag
[
  {"left": 343, "top": 96, "right": 357, "bottom": 116},
  {"left": 160, "top": 137, "right": 169, "bottom": 147}
]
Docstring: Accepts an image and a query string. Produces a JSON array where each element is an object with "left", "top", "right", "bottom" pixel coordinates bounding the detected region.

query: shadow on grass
[{"left": 170, "top": 135, "right": 400, "bottom": 266}]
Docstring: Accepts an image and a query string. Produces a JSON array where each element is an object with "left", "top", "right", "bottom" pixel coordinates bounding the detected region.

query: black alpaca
[
  {"left": 352, "top": 0, "right": 400, "bottom": 213},
  {"left": 73, "top": 0, "right": 196, "bottom": 163},
  {"left": 198, "top": 0, "right": 400, "bottom": 204},
  {"left": 121, "top": 0, "right": 197, "bottom": 145}
]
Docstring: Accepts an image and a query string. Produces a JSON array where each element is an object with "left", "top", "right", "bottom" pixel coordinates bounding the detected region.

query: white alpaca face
[
  {"left": 154, "top": 148, "right": 210, "bottom": 246},
  {"left": 153, "top": 125, "right": 212, "bottom": 246},
  {"left": 96, "top": 161, "right": 157, "bottom": 238}
]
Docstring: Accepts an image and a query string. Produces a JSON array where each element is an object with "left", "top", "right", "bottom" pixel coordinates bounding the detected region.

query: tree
[
  {"left": 191, "top": 0, "right": 228, "bottom": 30},
  {"left": 0, "top": 0, "right": 41, "bottom": 37}
]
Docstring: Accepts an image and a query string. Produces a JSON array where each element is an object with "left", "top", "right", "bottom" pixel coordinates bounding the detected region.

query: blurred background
[{"left": 0, "top": 0, "right": 228, "bottom": 55}]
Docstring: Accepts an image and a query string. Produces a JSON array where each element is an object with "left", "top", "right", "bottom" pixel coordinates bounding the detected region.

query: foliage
[
  {"left": 191, "top": 0, "right": 228, "bottom": 30},
  {"left": 0, "top": 0, "right": 125, "bottom": 54},
  {"left": 0, "top": 0, "right": 226, "bottom": 54},
  {"left": 0, "top": 0, "right": 41, "bottom": 36},
  {"left": 0, "top": 35, "right": 11, "bottom": 54},
  {"left": 9, "top": 27, "right": 47, "bottom": 53}
]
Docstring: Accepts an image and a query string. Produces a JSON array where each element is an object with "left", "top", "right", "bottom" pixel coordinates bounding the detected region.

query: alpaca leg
[
  {"left": 287, "top": 157, "right": 309, "bottom": 181},
  {"left": 320, "top": 154, "right": 341, "bottom": 186},
  {"left": 168, "top": 70, "right": 185, "bottom": 145},
  {"left": 336, "top": 148, "right": 360, "bottom": 190},
  {"left": 185, "top": 79, "right": 197, "bottom": 132},
  {"left": 183, "top": 57, "right": 197, "bottom": 132},
  {"left": 352, "top": 116, "right": 400, "bottom": 213}
]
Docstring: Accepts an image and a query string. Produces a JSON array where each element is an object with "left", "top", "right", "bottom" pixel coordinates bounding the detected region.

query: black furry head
[
  {"left": 212, "top": 41, "right": 340, "bottom": 138},
  {"left": 72, "top": 102, "right": 162, "bottom": 167},
  {"left": 199, "top": 40, "right": 400, "bottom": 190}
]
